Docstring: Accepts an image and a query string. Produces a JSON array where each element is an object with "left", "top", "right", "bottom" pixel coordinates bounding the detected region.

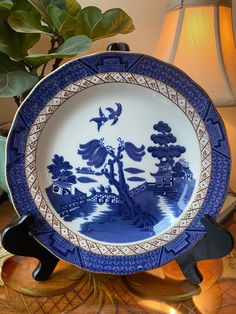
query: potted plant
[{"left": 0, "top": 0, "right": 134, "bottom": 195}]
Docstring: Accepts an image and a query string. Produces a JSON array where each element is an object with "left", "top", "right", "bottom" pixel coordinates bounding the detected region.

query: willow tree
[{"left": 78, "top": 137, "right": 145, "bottom": 218}]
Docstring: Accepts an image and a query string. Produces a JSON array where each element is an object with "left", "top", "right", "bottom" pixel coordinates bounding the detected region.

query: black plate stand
[
  {"left": 175, "top": 215, "right": 233, "bottom": 284},
  {"left": 1, "top": 43, "right": 233, "bottom": 284},
  {"left": 1, "top": 213, "right": 233, "bottom": 283},
  {"left": 1, "top": 215, "right": 59, "bottom": 281}
]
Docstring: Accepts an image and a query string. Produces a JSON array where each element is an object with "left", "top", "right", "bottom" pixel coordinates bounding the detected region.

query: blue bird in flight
[
  {"left": 90, "top": 103, "right": 123, "bottom": 131},
  {"left": 106, "top": 102, "right": 122, "bottom": 126},
  {"left": 90, "top": 107, "right": 108, "bottom": 131}
]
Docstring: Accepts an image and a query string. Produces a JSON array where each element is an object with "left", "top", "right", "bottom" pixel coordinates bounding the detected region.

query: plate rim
[{"left": 6, "top": 51, "right": 230, "bottom": 274}]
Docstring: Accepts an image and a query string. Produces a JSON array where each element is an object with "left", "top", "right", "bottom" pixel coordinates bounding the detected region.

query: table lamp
[{"left": 156, "top": 0, "right": 236, "bottom": 107}]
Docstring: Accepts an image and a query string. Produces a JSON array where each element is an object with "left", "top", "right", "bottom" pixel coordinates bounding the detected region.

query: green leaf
[
  {"left": 0, "top": 51, "right": 24, "bottom": 72},
  {"left": 0, "top": 71, "right": 38, "bottom": 97},
  {"left": 47, "top": 5, "right": 64, "bottom": 31},
  {"left": 75, "top": 6, "right": 102, "bottom": 38},
  {"left": 29, "top": 0, "right": 66, "bottom": 12},
  {"left": 0, "top": 51, "right": 38, "bottom": 97},
  {"left": 0, "top": 0, "right": 13, "bottom": 10},
  {"left": 65, "top": 0, "right": 81, "bottom": 16},
  {"left": 43, "top": 0, "right": 66, "bottom": 9},
  {"left": 47, "top": 1, "right": 81, "bottom": 37},
  {"left": 0, "top": 7, "right": 40, "bottom": 59},
  {"left": 25, "top": 35, "right": 91, "bottom": 66},
  {"left": 8, "top": 10, "right": 52, "bottom": 34},
  {"left": 74, "top": 7, "right": 135, "bottom": 41},
  {"left": 18, "top": 33, "right": 41, "bottom": 56},
  {"left": 0, "top": 0, "right": 12, "bottom": 4},
  {"left": 0, "top": 2, "right": 11, "bottom": 12},
  {"left": 28, "top": 0, "right": 65, "bottom": 25},
  {"left": 12, "top": 0, "right": 35, "bottom": 11},
  {"left": 47, "top": 4, "right": 79, "bottom": 35},
  {"left": 56, "top": 35, "right": 91, "bottom": 54},
  {"left": 91, "top": 8, "right": 135, "bottom": 40}
]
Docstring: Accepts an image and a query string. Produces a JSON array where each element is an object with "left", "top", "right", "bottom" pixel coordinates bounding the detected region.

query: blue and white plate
[{"left": 6, "top": 52, "right": 230, "bottom": 274}]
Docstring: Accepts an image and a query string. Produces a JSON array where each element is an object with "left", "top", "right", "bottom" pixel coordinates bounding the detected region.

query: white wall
[{"left": 78, "top": 0, "right": 168, "bottom": 54}]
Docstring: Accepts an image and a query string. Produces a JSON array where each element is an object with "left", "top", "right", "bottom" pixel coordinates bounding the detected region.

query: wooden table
[{"left": 0, "top": 199, "right": 236, "bottom": 314}]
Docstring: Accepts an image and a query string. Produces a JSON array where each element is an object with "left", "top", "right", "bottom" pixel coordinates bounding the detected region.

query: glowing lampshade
[{"left": 156, "top": 0, "right": 236, "bottom": 106}]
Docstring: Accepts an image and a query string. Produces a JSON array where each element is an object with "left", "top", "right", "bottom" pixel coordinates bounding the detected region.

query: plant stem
[
  {"left": 40, "top": 61, "right": 48, "bottom": 77},
  {"left": 40, "top": 35, "right": 62, "bottom": 77},
  {"left": 13, "top": 96, "right": 21, "bottom": 107},
  {"left": 52, "top": 58, "right": 63, "bottom": 71},
  {"left": 50, "top": 37, "right": 56, "bottom": 50}
]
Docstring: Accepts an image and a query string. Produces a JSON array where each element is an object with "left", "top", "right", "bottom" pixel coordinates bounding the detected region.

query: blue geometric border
[{"left": 6, "top": 52, "right": 230, "bottom": 274}]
